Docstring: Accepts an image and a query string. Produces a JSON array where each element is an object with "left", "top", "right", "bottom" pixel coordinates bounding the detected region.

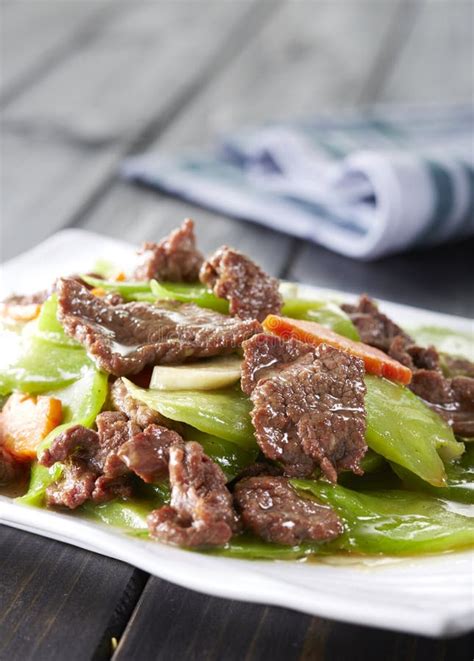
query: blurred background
[{"left": 1, "top": 0, "right": 473, "bottom": 312}]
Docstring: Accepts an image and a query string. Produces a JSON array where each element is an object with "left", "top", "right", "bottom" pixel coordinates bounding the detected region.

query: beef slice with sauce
[
  {"left": 56, "top": 277, "right": 261, "bottom": 376},
  {"left": 242, "top": 334, "right": 367, "bottom": 482},
  {"left": 133, "top": 218, "right": 204, "bottom": 282},
  {"left": 147, "top": 441, "right": 238, "bottom": 547},
  {"left": 234, "top": 476, "right": 343, "bottom": 545},
  {"left": 200, "top": 246, "right": 282, "bottom": 322},
  {"left": 40, "top": 412, "right": 137, "bottom": 509}
]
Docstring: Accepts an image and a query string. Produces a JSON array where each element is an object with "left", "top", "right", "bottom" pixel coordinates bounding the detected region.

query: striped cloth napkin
[{"left": 122, "top": 106, "right": 474, "bottom": 260}]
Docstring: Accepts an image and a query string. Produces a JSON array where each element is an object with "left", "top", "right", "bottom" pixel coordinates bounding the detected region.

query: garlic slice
[{"left": 150, "top": 356, "right": 242, "bottom": 391}]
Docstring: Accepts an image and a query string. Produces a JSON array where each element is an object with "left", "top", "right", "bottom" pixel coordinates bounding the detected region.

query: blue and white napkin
[{"left": 122, "top": 106, "right": 474, "bottom": 260}]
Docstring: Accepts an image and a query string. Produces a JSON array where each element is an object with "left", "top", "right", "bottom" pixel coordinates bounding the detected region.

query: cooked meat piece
[
  {"left": 40, "top": 412, "right": 137, "bottom": 508},
  {"left": 45, "top": 462, "right": 98, "bottom": 510},
  {"left": 200, "top": 246, "right": 282, "bottom": 322},
  {"left": 103, "top": 292, "right": 125, "bottom": 306},
  {"left": 441, "top": 356, "right": 474, "bottom": 379},
  {"left": 342, "top": 295, "right": 412, "bottom": 352},
  {"left": 0, "top": 446, "right": 24, "bottom": 486},
  {"left": 234, "top": 476, "right": 342, "bottom": 545},
  {"left": 147, "top": 441, "right": 237, "bottom": 547},
  {"left": 241, "top": 333, "right": 314, "bottom": 395},
  {"left": 133, "top": 219, "right": 204, "bottom": 282},
  {"left": 57, "top": 277, "right": 261, "bottom": 376},
  {"left": 388, "top": 335, "right": 440, "bottom": 371},
  {"left": 243, "top": 334, "right": 367, "bottom": 481},
  {"left": 111, "top": 378, "right": 169, "bottom": 428},
  {"left": 118, "top": 424, "right": 183, "bottom": 483},
  {"left": 388, "top": 336, "right": 474, "bottom": 437},
  {"left": 232, "top": 461, "right": 283, "bottom": 483},
  {"left": 411, "top": 370, "right": 474, "bottom": 437}
]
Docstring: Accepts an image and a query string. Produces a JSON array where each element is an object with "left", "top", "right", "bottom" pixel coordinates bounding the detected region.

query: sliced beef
[
  {"left": 0, "top": 446, "right": 24, "bottom": 486},
  {"left": 241, "top": 333, "right": 314, "bottom": 395},
  {"left": 232, "top": 461, "right": 283, "bottom": 483},
  {"left": 40, "top": 412, "right": 137, "bottom": 509},
  {"left": 133, "top": 219, "right": 204, "bottom": 282},
  {"left": 234, "top": 476, "right": 342, "bottom": 545},
  {"left": 388, "top": 335, "right": 474, "bottom": 437},
  {"left": 243, "top": 334, "right": 367, "bottom": 482},
  {"left": 410, "top": 370, "right": 474, "bottom": 437},
  {"left": 147, "top": 441, "right": 237, "bottom": 547},
  {"left": 342, "top": 295, "right": 412, "bottom": 352},
  {"left": 111, "top": 378, "right": 169, "bottom": 428},
  {"left": 57, "top": 277, "right": 261, "bottom": 376},
  {"left": 200, "top": 246, "right": 282, "bottom": 322},
  {"left": 118, "top": 425, "right": 183, "bottom": 483},
  {"left": 388, "top": 335, "right": 440, "bottom": 371}
]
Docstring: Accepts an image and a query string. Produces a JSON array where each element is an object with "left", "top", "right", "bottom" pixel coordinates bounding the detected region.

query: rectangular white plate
[{"left": 1, "top": 230, "right": 473, "bottom": 638}]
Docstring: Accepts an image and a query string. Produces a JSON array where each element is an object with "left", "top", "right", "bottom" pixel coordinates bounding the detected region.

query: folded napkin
[{"left": 122, "top": 106, "right": 474, "bottom": 260}]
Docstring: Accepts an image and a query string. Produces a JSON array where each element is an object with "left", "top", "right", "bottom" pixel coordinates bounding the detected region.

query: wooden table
[{"left": 1, "top": 2, "right": 473, "bottom": 659}]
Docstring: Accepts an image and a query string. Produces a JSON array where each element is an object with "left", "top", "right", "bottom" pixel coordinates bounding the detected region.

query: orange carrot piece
[
  {"left": 0, "top": 302, "right": 41, "bottom": 322},
  {"left": 1, "top": 393, "right": 63, "bottom": 461},
  {"left": 115, "top": 272, "right": 126, "bottom": 282},
  {"left": 91, "top": 287, "right": 107, "bottom": 297},
  {"left": 263, "top": 315, "right": 412, "bottom": 385}
]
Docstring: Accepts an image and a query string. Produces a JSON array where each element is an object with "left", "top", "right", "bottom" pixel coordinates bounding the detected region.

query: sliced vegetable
[
  {"left": 82, "top": 477, "right": 172, "bottom": 532},
  {"left": 150, "top": 356, "right": 242, "bottom": 391},
  {"left": 281, "top": 299, "right": 359, "bottom": 340},
  {"left": 365, "top": 375, "right": 463, "bottom": 487},
  {"left": 81, "top": 275, "right": 152, "bottom": 299},
  {"left": 392, "top": 445, "right": 474, "bottom": 504},
  {"left": 150, "top": 280, "right": 229, "bottom": 313},
  {"left": 123, "top": 379, "right": 256, "bottom": 450},
  {"left": 82, "top": 499, "right": 151, "bottom": 531},
  {"left": 355, "top": 449, "right": 386, "bottom": 474},
  {"left": 183, "top": 428, "right": 258, "bottom": 481},
  {"left": 1, "top": 393, "right": 62, "bottom": 461},
  {"left": 410, "top": 325, "right": 473, "bottom": 361},
  {"left": 292, "top": 480, "right": 474, "bottom": 555},
  {"left": 0, "top": 295, "right": 96, "bottom": 395},
  {"left": 28, "top": 294, "right": 79, "bottom": 347}
]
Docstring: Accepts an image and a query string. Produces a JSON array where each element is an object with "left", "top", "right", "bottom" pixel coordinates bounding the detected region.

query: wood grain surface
[{"left": 1, "top": 1, "right": 473, "bottom": 659}]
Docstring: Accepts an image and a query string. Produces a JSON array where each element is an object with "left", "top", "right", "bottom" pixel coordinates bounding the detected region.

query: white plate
[{"left": 1, "top": 230, "right": 473, "bottom": 638}]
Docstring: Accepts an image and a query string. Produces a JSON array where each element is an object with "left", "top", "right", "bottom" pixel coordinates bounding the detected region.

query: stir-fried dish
[{"left": 1, "top": 219, "right": 473, "bottom": 559}]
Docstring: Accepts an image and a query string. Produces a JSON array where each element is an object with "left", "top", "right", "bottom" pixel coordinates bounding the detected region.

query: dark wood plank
[
  {"left": 0, "top": 526, "right": 147, "bottom": 661},
  {"left": 145, "top": 0, "right": 404, "bottom": 150},
  {"left": 0, "top": 1, "right": 123, "bottom": 103},
  {"left": 380, "top": 0, "right": 473, "bottom": 105},
  {"left": 1, "top": 2, "right": 270, "bottom": 261},
  {"left": 2, "top": 2, "right": 263, "bottom": 144},
  {"left": 79, "top": 181, "right": 294, "bottom": 277},
  {"left": 0, "top": 133, "right": 120, "bottom": 261},
  {"left": 113, "top": 576, "right": 473, "bottom": 661}
]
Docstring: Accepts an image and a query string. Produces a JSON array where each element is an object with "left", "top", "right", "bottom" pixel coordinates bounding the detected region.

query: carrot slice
[
  {"left": 0, "top": 302, "right": 41, "bottom": 322},
  {"left": 263, "top": 315, "right": 412, "bottom": 385},
  {"left": 91, "top": 287, "right": 107, "bottom": 297},
  {"left": 1, "top": 393, "right": 63, "bottom": 461}
]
